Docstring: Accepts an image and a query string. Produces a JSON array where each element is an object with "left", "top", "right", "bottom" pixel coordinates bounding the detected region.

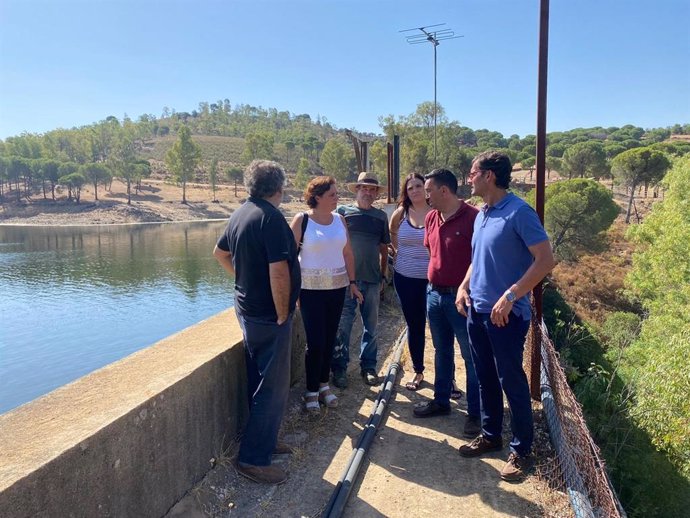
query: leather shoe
[
  {"left": 413, "top": 400, "right": 451, "bottom": 418},
  {"left": 236, "top": 462, "right": 287, "bottom": 485},
  {"left": 458, "top": 435, "right": 503, "bottom": 457},
  {"left": 500, "top": 452, "right": 533, "bottom": 482}
]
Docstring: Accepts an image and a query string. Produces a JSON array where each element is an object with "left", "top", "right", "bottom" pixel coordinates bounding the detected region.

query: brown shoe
[
  {"left": 500, "top": 452, "right": 533, "bottom": 482},
  {"left": 458, "top": 435, "right": 503, "bottom": 457},
  {"left": 236, "top": 462, "right": 287, "bottom": 484},
  {"left": 273, "top": 440, "right": 294, "bottom": 455}
]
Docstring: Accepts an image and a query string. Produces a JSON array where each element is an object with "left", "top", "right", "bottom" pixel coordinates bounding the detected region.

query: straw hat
[{"left": 347, "top": 172, "right": 382, "bottom": 194}]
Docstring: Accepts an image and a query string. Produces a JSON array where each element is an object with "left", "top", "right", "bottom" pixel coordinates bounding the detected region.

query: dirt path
[{"left": 167, "top": 289, "right": 564, "bottom": 518}]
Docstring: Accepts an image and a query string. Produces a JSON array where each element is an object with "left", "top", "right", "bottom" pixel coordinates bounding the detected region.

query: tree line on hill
[{"left": 1, "top": 99, "right": 689, "bottom": 212}]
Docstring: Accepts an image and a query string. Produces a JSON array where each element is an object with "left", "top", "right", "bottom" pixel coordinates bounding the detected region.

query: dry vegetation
[{"left": 550, "top": 219, "right": 641, "bottom": 324}]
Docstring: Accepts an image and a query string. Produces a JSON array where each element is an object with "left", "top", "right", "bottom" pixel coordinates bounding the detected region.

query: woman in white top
[
  {"left": 290, "top": 176, "right": 363, "bottom": 413},
  {"left": 389, "top": 173, "right": 431, "bottom": 391}
]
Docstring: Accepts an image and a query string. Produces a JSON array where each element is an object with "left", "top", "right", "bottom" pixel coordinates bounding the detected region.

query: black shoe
[
  {"left": 463, "top": 416, "right": 482, "bottom": 438},
  {"left": 332, "top": 370, "right": 348, "bottom": 389},
  {"left": 361, "top": 369, "right": 379, "bottom": 386},
  {"left": 413, "top": 400, "right": 451, "bottom": 418}
]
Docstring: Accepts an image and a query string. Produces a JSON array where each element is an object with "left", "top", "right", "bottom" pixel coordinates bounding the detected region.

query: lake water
[{"left": 0, "top": 221, "right": 234, "bottom": 414}]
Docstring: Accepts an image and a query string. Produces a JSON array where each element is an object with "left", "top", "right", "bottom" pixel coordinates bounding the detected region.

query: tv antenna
[{"left": 401, "top": 23, "right": 463, "bottom": 166}]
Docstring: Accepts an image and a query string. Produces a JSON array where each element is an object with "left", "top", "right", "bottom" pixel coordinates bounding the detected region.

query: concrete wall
[{"left": 0, "top": 309, "right": 306, "bottom": 518}]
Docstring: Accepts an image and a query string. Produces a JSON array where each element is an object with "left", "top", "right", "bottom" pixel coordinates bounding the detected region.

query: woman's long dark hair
[{"left": 397, "top": 173, "right": 426, "bottom": 212}]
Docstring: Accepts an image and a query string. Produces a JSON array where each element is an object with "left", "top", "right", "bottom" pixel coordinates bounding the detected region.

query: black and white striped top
[{"left": 394, "top": 215, "right": 429, "bottom": 279}]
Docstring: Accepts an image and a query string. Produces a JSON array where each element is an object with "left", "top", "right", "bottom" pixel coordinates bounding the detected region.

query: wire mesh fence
[{"left": 525, "top": 318, "right": 626, "bottom": 518}]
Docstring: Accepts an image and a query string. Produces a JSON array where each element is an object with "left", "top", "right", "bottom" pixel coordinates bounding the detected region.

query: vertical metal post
[
  {"left": 387, "top": 143, "right": 393, "bottom": 204},
  {"left": 531, "top": 0, "right": 550, "bottom": 401},
  {"left": 433, "top": 39, "right": 438, "bottom": 166},
  {"left": 393, "top": 135, "right": 400, "bottom": 201},
  {"left": 400, "top": 25, "right": 462, "bottom": 170}
]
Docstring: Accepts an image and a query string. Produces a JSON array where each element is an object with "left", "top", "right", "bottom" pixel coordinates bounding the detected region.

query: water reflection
[{"left": 0, "top": 221, "right": 234, "bottom": 414}]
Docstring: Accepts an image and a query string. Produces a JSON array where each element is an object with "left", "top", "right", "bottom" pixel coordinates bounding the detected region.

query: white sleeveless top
[
  {"left": 394, "top": 215, "right": 429, "bottom": 279},
  {"left": 299, "top": 214, "right": 350, "bottom": 290}
]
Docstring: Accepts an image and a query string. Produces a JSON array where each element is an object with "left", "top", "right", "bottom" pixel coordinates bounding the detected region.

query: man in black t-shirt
[{"left": 213, "top": 160, "right": 300, "bottom": 485}]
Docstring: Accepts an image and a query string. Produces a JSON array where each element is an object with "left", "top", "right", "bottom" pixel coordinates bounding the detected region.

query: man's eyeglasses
[{"left": 468, "top": 169, "right": 486, "bottom": 179}]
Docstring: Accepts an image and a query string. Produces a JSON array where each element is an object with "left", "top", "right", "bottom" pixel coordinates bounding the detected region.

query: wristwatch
[{"left": 505, "top": 289, "right": 517, "bottom": 303}]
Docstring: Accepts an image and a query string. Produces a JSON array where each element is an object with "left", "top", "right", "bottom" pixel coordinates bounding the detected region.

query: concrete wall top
[{"left": 0, "top": 308, "right": 241, "bottom": 492}]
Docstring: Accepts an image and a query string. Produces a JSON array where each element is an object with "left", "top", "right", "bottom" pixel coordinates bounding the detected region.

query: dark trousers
[
  {"left": 393, "top": 271, "right": 428, "bottom": 373},
  {"left": 300, "top": 287, "right": 346, "bottom": 392},
  {"left": 235, "top": 308, "right": 293, "bottom": 466},
  {"left": 467, "top": 307, "right": 533, "bottom": 457}
]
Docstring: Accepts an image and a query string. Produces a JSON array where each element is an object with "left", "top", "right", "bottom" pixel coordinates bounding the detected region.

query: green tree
[
  {"left": 59, "top": 171, "right": 86, "bottom": 203},
  {"left": 285, "top": 140, "right": 296, "bottom": 167},
  {"left": 531, "top": 178, "right": 619, "bottom": 260},
  {"left": 294, "top": 157, "right": 310, "bottom": 191},
  {"left": 449, "top": 148, "right": 474, "bottom": 185},
  {"left": 40, "top": 160, "right": 61, "bottom": 200},
  {"left": 111, "top": 129, "right": 138, "bottom": 204},
  {"left": 209, "top": 158, "right": 219, "bottom": 202},
  {"left": 624, "top": 156, "right": 690, "bottom": 478},
  {"left": 241, "top": 132, "right": 274, "bottom": 164},
  {"left": 561, "top": 141, "right": 608, "bottom": 179},
  {"left": 545, "top": 156, "right": 561, "bottom": 180},
  {"left": 0, "top": 156, "right": 7, "bottom": 199},
  {"left": 226, "top": 167, "right": 243, "bottom": 197},
  {"left": 611, "top": 147, "right": 671, "bottom": 223},
  {"left": 319, "top": 139, "right": 350, "bottom": 181},
  {"left": 166, "top": 125, "right": 201, "bottom": 204},
  {"left": 80, "top": 163, "right": 112, "bottom": 201},
  {"left": 521, "top": 156, "right": 536, "bottom": 180}
]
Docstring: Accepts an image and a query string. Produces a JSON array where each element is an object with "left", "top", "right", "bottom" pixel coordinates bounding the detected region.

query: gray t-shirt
[{"left": 336, "top": 204, "right": 391, "bottom": 284}]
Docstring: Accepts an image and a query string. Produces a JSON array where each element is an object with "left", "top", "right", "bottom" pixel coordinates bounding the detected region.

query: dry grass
[{"left": 550, "top": 219, "right": 641, "bottom": 324}]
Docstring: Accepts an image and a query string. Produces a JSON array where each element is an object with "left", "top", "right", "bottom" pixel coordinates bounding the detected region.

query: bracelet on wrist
[{"left": 349, "top": 280, "right": 356, "bottom": 285}]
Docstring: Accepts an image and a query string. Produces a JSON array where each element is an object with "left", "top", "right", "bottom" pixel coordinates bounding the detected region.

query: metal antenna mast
[{"left": 401, "top": 24, "right": 463, "bottom": 166}]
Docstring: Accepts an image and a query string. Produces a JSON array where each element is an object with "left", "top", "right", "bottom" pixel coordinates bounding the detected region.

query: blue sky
[{"left": 1, "top": 0, "right": 689, "bottom": 139}]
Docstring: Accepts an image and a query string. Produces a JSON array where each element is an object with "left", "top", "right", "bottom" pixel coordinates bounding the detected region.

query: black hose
[{"left": 321, "top": 329, "right": 407, "bottom": 518}]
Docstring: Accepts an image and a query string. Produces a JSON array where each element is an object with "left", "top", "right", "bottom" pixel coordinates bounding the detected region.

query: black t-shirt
[{"left": 216, "top": 197, "right": 301, "bottom": 320}]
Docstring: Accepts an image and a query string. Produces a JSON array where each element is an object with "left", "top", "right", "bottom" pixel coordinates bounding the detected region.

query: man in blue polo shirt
[{"left": 457, "top": 151, "right": 555, "bottom": 482}]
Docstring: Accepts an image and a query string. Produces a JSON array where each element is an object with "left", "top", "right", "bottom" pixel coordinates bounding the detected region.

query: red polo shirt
[{"left": 424, "top": 201, "right": 478, "bottom": 286}]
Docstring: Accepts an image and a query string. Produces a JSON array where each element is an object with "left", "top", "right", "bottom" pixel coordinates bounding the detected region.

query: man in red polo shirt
[{"left": 413, "top": 168, "right": 481, "bottom": 439}]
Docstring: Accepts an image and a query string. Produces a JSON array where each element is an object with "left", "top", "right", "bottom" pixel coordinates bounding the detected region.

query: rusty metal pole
[
  {"left": 387, "top": 143, "right": 393, "bottom": 204},
  {"left": 531, "top": 0, "right": 550, "bottom": 401}
]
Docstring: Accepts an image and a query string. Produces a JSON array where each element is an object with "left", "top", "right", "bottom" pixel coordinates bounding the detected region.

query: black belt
[{"left": 430, "top": 284, "right": 458, "bottom": 294}]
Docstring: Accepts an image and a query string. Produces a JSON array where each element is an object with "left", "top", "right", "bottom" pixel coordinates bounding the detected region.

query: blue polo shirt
[{"left": 469, "top": 192, "right": 549, "bottom": 320}]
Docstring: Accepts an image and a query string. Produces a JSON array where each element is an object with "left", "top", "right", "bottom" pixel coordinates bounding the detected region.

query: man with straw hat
[{"left": 331, "top": 172, "right": 391, "bottom": 388}]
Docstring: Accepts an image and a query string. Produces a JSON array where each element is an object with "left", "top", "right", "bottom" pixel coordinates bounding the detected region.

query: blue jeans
[
  {"left": 332, "top": 280, "right": 380, "bottom": 373},
  {"left": 426, "top": 287, "right": 480, "bottom": 417},
  {"left": 393, "top": 272, "right": 428, "bottom": 374},
  {"left": 467, "top": 307, "right": 532, "bottom": 457},
  {"left": 235, "top": 308, "right": 293, "bottom": 466}
]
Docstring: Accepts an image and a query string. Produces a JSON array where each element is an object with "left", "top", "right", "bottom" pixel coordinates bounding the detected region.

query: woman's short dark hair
[
  {"left": 244, "top": 160, "right": 285, "bottom": 198},
  {"left": 397, "top": 173, "right": 426, "bottom": 211},
  {"left": 304, "top": 175, "right": 336, "bottom": 208},
  {"left": 424, "top": 168, "right": 458, "bottom": 193},
  {"left": 473, "top": 151, "right": 512, "bottom": 189}
]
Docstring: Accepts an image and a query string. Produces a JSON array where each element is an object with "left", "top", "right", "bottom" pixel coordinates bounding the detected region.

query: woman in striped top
[{"left": 389, "top": 173, "right": 431, "bottom": 391}]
